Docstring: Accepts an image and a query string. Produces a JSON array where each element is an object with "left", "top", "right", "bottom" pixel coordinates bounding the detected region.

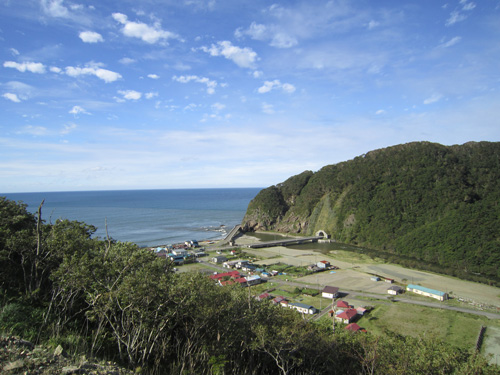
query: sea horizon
[{"left": 2, "top": 188, "right": 262, "bottom": 247}]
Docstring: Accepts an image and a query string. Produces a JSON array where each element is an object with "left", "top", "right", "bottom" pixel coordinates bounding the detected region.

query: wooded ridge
[{"left": 242, "top": 141, "right": 500, "bottom": 285}]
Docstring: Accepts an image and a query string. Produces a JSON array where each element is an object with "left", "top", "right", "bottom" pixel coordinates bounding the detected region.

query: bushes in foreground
[{"left": 0, "top": 197, "right": 498, "bottom": 374}]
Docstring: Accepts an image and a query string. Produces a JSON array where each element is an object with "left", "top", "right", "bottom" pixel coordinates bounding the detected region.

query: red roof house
[
  {"left": 345, "top": 323, "right": 361, "bottom": 332},
  {"left": 335, "top": 308, "right": 358, "bottom": 324},
  {"left": 337, "top": 300, "right": 350, "bottom": 309},
  {"left": 210, "top": 270, "right": 241, "bottom": 280}
]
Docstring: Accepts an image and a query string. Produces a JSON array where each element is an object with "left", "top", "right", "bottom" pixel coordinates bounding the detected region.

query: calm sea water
[{"left": 2, "top": 188, "right": 261, "bottom": 247}]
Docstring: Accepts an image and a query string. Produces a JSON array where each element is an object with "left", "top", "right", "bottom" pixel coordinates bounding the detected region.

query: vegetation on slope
[
  {"left": 242, "top": 142, "right": 500, "bottom": 285},
  {"left": 0, "top": 197, "right": 498, "bottom": 374}
]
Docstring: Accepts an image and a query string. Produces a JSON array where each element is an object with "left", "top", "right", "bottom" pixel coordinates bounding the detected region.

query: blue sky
[{"left": 1, "top": 0, "right": 499, "bottom": 193}]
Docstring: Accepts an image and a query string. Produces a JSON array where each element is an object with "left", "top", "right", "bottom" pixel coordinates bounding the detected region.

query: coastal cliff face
[{"left": 242, "top": 141, "right": 500, "bottom": 282}]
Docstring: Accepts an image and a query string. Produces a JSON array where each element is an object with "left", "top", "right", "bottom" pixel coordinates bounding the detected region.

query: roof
[
  {"left": 245, "top": 275, "right": 261, "bottom": 282},
  {"left": 210, "top": 271, "right": 240, "bottom": 280},
  {"left": 289, "top": 302, "right": 315, "bottom": 310},
  {"left": 272, "top": 296, "right": 286, "bottom": 303},
  {"left": 345, "top": 323, "right": 361, "bottom": 332},
  {"left": 337, "top": 300, "right": 350, "bottom": 308},
  {"left": 319, "top": 260, "right": 330, "bottom": 264},
  {"left": 257, "top": 292, "right": 270, "bottom": 300},
  {"left": 322, "top": 286, "right": 339, "bottom": 294},
  {"left": 407, "top": 284, "right": 446, "bottom": 297},
  {"left": 337, "top": 308, "right": 357, "bottom": 320}
]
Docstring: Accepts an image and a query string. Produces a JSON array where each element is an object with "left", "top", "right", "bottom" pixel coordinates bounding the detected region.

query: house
[
  {"left": 336, "top": 300, "right": 351, "bottom": 309},
  {"left": 211, "top": 255, "right": 228, "bottom": 264},
  {"left": 236, "top": 260, "right": 250, "bottom": 269},
  {"left": 242, "top": 264, "right": 257, "bottom": 272},
  {"left": 317, "top": 260, "right": 330, "bottom": 269},
  {"left": 385, "top": 278, "right": 394, "bottom": 283},
  {"left": 335, "top": 308, "right": 357, "bottom": 324},
  {"left": 209, "top": 271, "right": 240, "bottom": 281},
  {"left": 370, "top": 276, "right": 381, "bottom": 282},
  {"left": 356, "top": 307, "right": 367, "bottom": 316},
  {"left": 223, "top": 261, "right": 239, "bottom": 269},
  {"left": 322, "top": 286, "right": 340, "bottom": 299},
  {"left": 168, "top": 255, "right": 184, "bottom": 265},
  {"left": 345, "top": 323, "right": 362, "bottom": 332},
  {"left": 256, "top": 292, "right": 271, "bottom": 301},
  {"left": 234, "top": 277, "right": 248, "bottom": 286},
  {"left": 288, "top": 302, "right": 317, "bottom": 315},
  {"left": 406, "top": 284, "right": 448, "bottom": 301},
  {"left": 173, "top": 249, "right": 188, "bottom": 257},
  {"left": 245, "top": 275, "right": 262, "bottom": 286},
  {"left": 387, "top": 285, "right": 404, "bottom": 295},
  {"left": 272, "top": 296, "right": 287, "bottom": 305}
]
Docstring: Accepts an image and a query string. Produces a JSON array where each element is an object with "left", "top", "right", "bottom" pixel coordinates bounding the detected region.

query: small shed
[
  {"left": 212, "top": 255, "right": 228, "bottom": 264},
  {"left": 388, "top": 285, "right": 404, "bottom": 295}
]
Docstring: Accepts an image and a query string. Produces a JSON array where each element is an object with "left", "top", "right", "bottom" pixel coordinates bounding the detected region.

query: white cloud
[
  {"left": 50, "top": 66, "right": 62, "bottom": 73},
  {"left": 257, "top": 80, "right": 296, "bottom": 94},
  {"left": 438, "top": 36, "right": 462, "bottom": 48},
  {"left": 367, "top": 20, "right": 379, "bottom": 29},
  {"left": 61, "top": 122, "right": 77, "bottom": 135},
  {"left": 118, "top": 90, "right": 142, "bottom": 100},
  {"left": 2, "top": 93, "right": 21, "bottom": 103},
  {"left": 211, "top": 102, "right": 226, "bottom": 112},
  {"left": 10, "top": 48, "right": 20, "bottom": 56},
  {"left": 200, "top": 41, "right": 258, "bottom": 69},
  {"left": 119, "top": 57, "right": 136, "bottom": 65},
  {"left": 3, "top": 61, "right": 46, "bottom": 74},
  {"left": 145, "top": 92, "right": 158, "bottom": 99},
  {"left": 172, "top": 75, "right": 217, "bottom": 94},
  {"left": 15, "top": 125, "right": 48, "bottom": 136},
  {"left": 423, "top": 93, "right": 443, "bottom": 105},
  {"left": 41, "top": 0, "right": 69, "bottom": 18},
  {"left": 64, "top": 65, "right": 122, "bottom": 83},
  {"left": 147, "top": 74, "right": 160, "bottom": 79},
  {"left": 461, "top": 1, "right": 476, "bottom": 11},
  {"left": 446, "top": 10, "right": 467, "bottom": 26},
  {"left": 79, "top": 31, "right": 104, "bottom": 43},
  {"left": 236, "top": 22, "right": 297, "bottom": 49},
  {"left": 69, "top": 105, "right": 90, "bottom": 115},
  {"left": 262, "top": 102, "right": 275, "bottom": 114},
  {"left": 375, "top": 109, "right": 386, "bottom": 115},
  {"left": 112, "top": 13, "right": 180, "bottom": 44},
  {"left": 253, "top": 70, "right": 263, "bottom": 78}
]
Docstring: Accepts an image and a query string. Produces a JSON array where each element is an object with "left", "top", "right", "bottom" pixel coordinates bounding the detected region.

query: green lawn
[{"left": 356, "top": 301, "right": 500, "bottom": 350}]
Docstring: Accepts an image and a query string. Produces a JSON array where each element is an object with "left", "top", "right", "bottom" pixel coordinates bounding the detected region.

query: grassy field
[
  {"left": 352, "top": 302, "right": 500, "bottom": 349},
  {"left": 191, "top": 237, "right": 500, "bottom": 355}
]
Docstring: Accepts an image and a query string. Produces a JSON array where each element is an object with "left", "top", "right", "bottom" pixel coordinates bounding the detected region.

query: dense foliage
[
  {"left": 242, "top": 142, "right": 500, "bottom": 285},
  {"left": 0, "top": 197, "right": 498, "bottom": 374}
]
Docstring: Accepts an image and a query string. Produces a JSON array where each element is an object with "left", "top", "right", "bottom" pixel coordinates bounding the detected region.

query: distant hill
[{"left": 242, "top": 142, "right": 500, "bottom": 284}]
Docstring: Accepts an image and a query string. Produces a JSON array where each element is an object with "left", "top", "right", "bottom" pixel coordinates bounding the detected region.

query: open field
[
  {"left": 353, "top": 302, "right": 500, "bottom": 350},
  {"left": 235, "top": 234, "right": 500, "bottom": 309},
  {"left": 484, "top": 326, "right": 500, "bottom": 365}
]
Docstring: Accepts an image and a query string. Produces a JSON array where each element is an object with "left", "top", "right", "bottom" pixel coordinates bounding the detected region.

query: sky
[{"left": 1, "top": 0, "right": 499, "bottom": 193}]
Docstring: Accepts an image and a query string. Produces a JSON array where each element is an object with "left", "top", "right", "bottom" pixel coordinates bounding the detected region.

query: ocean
[{"left": 2, "top": 188, "right": 261, "bottom": 247}]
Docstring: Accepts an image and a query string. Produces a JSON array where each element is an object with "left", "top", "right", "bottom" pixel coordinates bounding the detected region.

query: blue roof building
[{"left": 407, "top": 284, "right": 448, "bottom": 301}]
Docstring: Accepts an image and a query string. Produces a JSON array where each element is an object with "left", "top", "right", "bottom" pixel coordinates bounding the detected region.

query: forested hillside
[
  {"left": 242, "top": 142, "right": 500, "bottom": 285},
  {"left": 1, "top": 197, "right": 497, "bottom": 374}
]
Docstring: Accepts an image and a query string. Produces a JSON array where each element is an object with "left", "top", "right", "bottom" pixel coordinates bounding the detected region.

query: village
[{"left": 151, "top": 237, "right": 455, "bottom": 335}]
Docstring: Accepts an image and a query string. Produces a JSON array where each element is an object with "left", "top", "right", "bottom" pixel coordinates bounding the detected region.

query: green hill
[{"left": 242, "top": 141, "right": 500, "bottom": 284}]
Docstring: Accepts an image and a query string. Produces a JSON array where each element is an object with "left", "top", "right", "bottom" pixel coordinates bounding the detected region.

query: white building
[{"left": 406, "top": 284, "right": 448, "bottom": 301}]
